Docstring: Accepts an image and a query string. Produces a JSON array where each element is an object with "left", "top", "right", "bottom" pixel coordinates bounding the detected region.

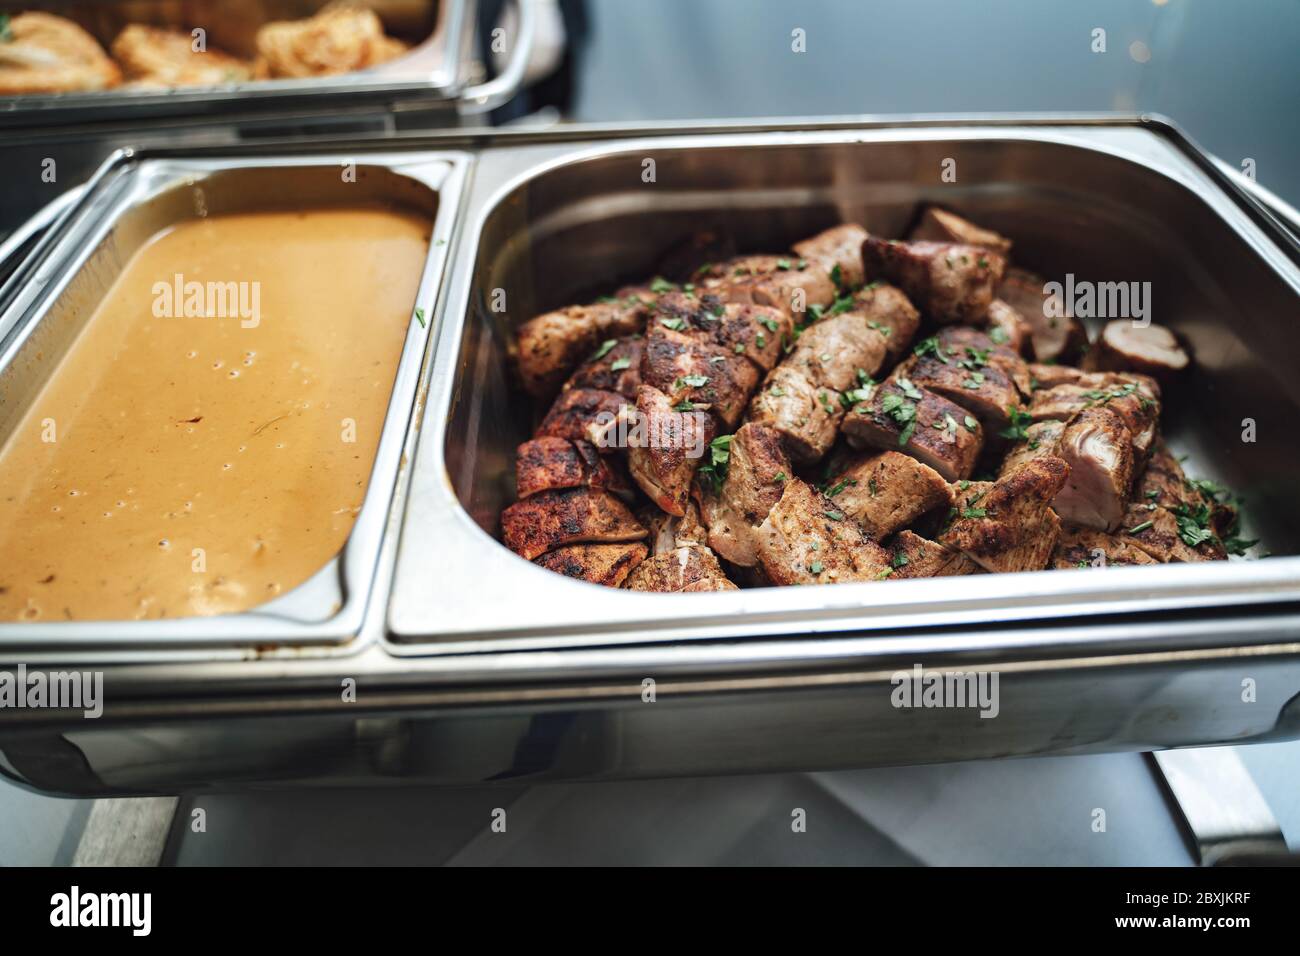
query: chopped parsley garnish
[
  {"left": 963, "top": 415, "right": 979, "bottom": 433},
  {"left": 592, "top": 339, "right": 617, "bottom": 360},
  {"left": 776, "top": 258, "right": 793, "bottom": 271},
  {"left": 961, "top": 507, "right": 988, "bottom": 519},
  {"left": 961, "top": 371, "right": 986, "bottom": 389},
  {"left": 1127, "top": 520, "right": 1154, "bottom": 535},
  {"left": 891, "top": 551, "right": 909, "bottom": 569},
  {"left": 989, "top": 326, "right": 1009, "bottom": 345},
  {"left": 824, "top": 510, "right": 845, "bottom": 522},
  {"left": 649, "top": 277, "right": 677, "bottom": 293},
  {"left": 880, "top": 391, "right": 918, "bottom": 446},
  {"left": 673, "top": 400, "right": 695, "bottom": 412},
  {"left": 774, "top": 472, "right": 787, "bottom": 483},
  {"left": 674, "top": 374, "right": 709, "bottom": 389},
  {"left": 999, "top": 406, "right": 1034, "bottom": 441},
  {"left": 610, "top": 356, "right": 632, "bottom": 372},
  {"left": 830, "top": 264, "right": 845, "bottom": 289},
  {"left": 770, "top": 385, "right": 786, "bottom": 398},
  {"left": 696, "top": 434, "right": 734, "bottom": 494},
  {"left": 897, "top": 378, "right": 923, "bottom": 401},
  {"left": 660, "top": 317, "right": 687, "bottom": 331},
  {"left": 414, "top": 307, "right": 426, "bottom": 328},
  {"left": 809, "top": 560, "right": 824, "bottom": 575},
  {"left": 914, "top": 336, "right": 950, "bottom": 363},
  {"left": 825, "top": 477, "right": 857, "bottom": 498}
]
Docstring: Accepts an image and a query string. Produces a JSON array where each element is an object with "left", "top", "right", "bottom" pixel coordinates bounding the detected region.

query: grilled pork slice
[
  {"left": 536, "top": 388, "right": 629, "bottom": 446},
  {"left": 825, "top": 451, "right": 953, "bottom": 538},
  {"left": 515, "top": 437, "right": 631, "bottom": 499},
  {"left": 938, "top": 457, "right": 1070, "bottom": 573},
  {"left": 746, "top": 366, "right": 844, "bottom": 465},
  {"left": 1027, "top": 362, "right": 1090, "bottom": 391},
  {"left": 934, "top": 325, "right": 1033, "bottom": 397},
  {"left": 986, "top": 299, "right": 1032, "bottom": 355},
  {"left": 902, "top": 352, "right": 1021, "bottom": 431},
  {"left": 705, "top": 256, "right": 837, "bottom": 321},
  {"left": 755, "top": 479, "right": 892, "bottom": 586},
  {"left": 626, "top": 385, "right": 716, "bottom": 516},
  {"left": 624, "top": 546, "right": 739, "bottom": 592},
  {"left": 861, "top": 237, "right": 1007, "bottom": 324},
  {"left": 1087, "top": 320, "right": 1189, "bottom": 381},
  {"left": 841, "top": 283, "right": 922, "bottom": 364},
  {"left": 889, "top": 530, "right": 983, "bottom": 578},
  {"left": 654, "top": 292, "right": 792, "bottom": 374},
  {"left": 783, "top": 312, "right": 889, "bottom": 392},
  {"left": 793, "top": 224, "right": 871, "bottom": 289},
  {"left": 642, "top": 322, "right": 759, "bottom": 429},
  {"left": 999, "top": 420, "right": 1066, "bottom": 477},
  {"left": 696, "top": 424, "right": 791, "bottom": 567},
  {"left": 909, "top": 207, "right": 1013, "bottom": 255},
  {"left": 1028, "top": 373, "right": 1160, "bottom": 458},
  {"left": 997, "top": 267, "right": 1087, "bottom": 364},
  {"left": 842, "top": 379, "right": 984, "bottom": 481},
  {"left": 639, "top": 500, "right": 710, "bottom": 554},
  {"left": 563, "top": 336, "right": 643, "bottom": 398},
  {"left": 1051, "top": 407, "right": 1136, "bottom": 531},
  {"left": 501, "top": 489, "right": 647, "bottom": 561},
  {"left": 1052, "top": 527, "right": 1158, "bottom": 569},
  {"left": 515, "top": 297, "right": 653, "bottom": 398},
  {"left": 534, "top": 542, "right": 649, "bottom": 587},
  {"left": 1120, "top": 501, "right": 1227, "bottom": 563},
  {"left": 1134, "top": 443, "right": 1240, "bottom": 542}
]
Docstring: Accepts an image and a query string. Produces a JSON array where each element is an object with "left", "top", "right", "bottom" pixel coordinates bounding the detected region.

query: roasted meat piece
[
  {"left": 938, "top": 457, "right": 1070, "bottom": 573},
  {"left": 839, "top": 283, "right": 922, "bottom": 363},
  {"left": 909, "top": 207, "right": 1013, "bottom": 255},
  {"left": 889, "top": 530, "right": 983, "bottom": 578},
  {"left": 534, "top": 542, "right": 649, "bottom": 588},
  {"left": 934, "top": 325, "right": 1033, "bottom": 397},
  {"left": 695, "top": 423, "right": 791, "bottom": 567},
  {"left": 1052, "top": 527, "right": 1158, "bottom": 569},
  {"left": 1120, "top": 501, "right": 1227, "bottom": 563},
  {"left": 793, "top": 224, "right": 871, "bottom": 288},
  {"left": 515, "top": 437, "right": 630, "bottom": 499},
  {"left": 563, "top": 336, "right": 643, "bottom": 398},
  {"left": 755, "top": 479, "right": 892, "bottom": 586},
  {"left": 0, "top": 12, "right": 121, "bottom": 94},
  {"left": 901, "top": 351, "right": 1022, "bottom": 431},
  {"left": 515, "top": 297, "right": 653, "bottom": 399},
  {"left": 713, "top": 256, "right": 837, "bottom": 320},
  {"left": 1029, "top": 374, "right": 1160, "bottom": 459},
  {"left": 642, "top": 321, "right": 760, "bottom": 429},
  {"left": 501, "top": 489, "right": 647, "bottom": 561},
  {"left": 626, "top": 385, "right": 716, "bottom": 516},
  {"left": 535, "top": 388, "right": 629, "bottom": 447},
  {"left": 783, "top": 312, "right": 889, "bottom": 392},
  {"left": 999, "top": 420, "right": 1066, "bottom": 476},
  {"left": 1086, "top": 320, "right": 1189, "bottom": 381},
  {"left": 997, "top": 267, "right": 1088, "bottom": 364},
  {"left": 746, "top": 365, "right": 843, "bottom": 465},
  {"left": 861, "top": 237, "right": 1006, "bottom": 324},
  {"left": 1050, "top": 407, "right": 1135, "bottom": 531},
  {"left": 825, "top": 451, "right": 952, "bottom": 538},
  {"left": 654, "top": 292, "right": 792, "bottom": 373},
  {"left": 842, "top": 378, "right": 984, "bottom": 482},
  {"left": 255, "top": 5, "right": 407, "bottom": 79},
  {"left": 112, "top": 25, "right": 251, "bottom": 87},
  {"left": 623, "top": 545, "right": 738, "bottom": 592},
  {"left": 1134, "top": 443, "right": 1240, "bottom": 544}
]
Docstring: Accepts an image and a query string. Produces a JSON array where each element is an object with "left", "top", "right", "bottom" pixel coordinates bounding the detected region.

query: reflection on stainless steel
[
  {"left": 0, "top": 119, "right": 1298, "bottom": 797},
  {"left": 0, "top": 150, "right": 467, "bottom": 648},
  {"left": 1151, "top": 748, "right": 1289, "bottom": 865}
]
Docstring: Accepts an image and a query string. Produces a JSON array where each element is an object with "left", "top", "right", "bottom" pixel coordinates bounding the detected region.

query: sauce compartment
[{"left": 0, "top": 152, "right": 466, "bottom": 646}]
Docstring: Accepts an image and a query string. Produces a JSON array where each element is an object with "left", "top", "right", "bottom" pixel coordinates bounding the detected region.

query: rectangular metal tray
[
  {"left": 1, "top": 119, "right": 1299, "bottom": 796},
  {"left": 388, "top": 122, "right": 1300, "bottom": 651},
  {"left": 0, "top": 148, "right": 468, "bottom": 651},
  {"left": 0, "top": 0, "right": 467, "bottom": 127}
]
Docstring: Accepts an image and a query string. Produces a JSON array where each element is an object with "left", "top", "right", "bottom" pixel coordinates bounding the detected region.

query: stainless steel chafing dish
[{"left": 1, "top": 117, "right": 1299, "bottom": 797}]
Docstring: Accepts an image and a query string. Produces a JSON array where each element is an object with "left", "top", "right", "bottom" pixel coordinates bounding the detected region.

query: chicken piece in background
[
  {"left": 888, "top": 530, "right": 983, "bottom": 578},
  {"left": 534, "top": 542, "right": 648, "bottom": 588},
  {"left": 0, "top": 12, "right": 121, "bottom": 94},
  {"left": 1052, "top": 527, "right": 1157, "bottom": 569},
  {"left": 861, "top": 236, "right": 1006, "bottom": 325},
  {"left": 623, "top": 545, "right": 737, "bottom": 592},
  {"left": 939, "top": 457, "right": 1070, "bottom": 573},
  {"left": 825, "top": 451, "right": 952, "bottom": 540},
  {"left": 755, "top": 478, "right": 892, "bottom": 586},
  {"left": 112, "top": 25, "right": 251, "bottom": 87},
  {"left": 255, "top": 4, "right": 407, "bottom": 79}
]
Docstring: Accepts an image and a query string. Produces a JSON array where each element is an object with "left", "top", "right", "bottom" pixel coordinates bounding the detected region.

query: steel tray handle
[
  {"left": 0, "top": 184, "right": 86, "bottom": 281},
  {"left": 1212, "top": 156, "right": 1300, "bottom": 245},
  {"left": 458, "top": 0, "right": 538, "bottom": 115}
]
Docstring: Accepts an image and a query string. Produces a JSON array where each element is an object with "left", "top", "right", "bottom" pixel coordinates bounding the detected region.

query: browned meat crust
[
  {"left": 1086, "top": 320, "right": 1189, "bottom": 381},
  {"left": 654, "top": 292, "right": 792, "bottom": 373},
  {"left": 501, "top": 488, "right": 647, "bottom": 561},
  {"left": 626, "top": 385, "right": 716, "bottom": 516},
  {"left": 515, "top": 296, "right": 655, "bottom": 399},
  {"left": 909, "top": 208, "right": 1013, "bottom": 255},
  {"left": 623, "top": 546, "right": 738, "bottom": 592},
  {"left": 793, "top": 224, "right": 871, "bottom": 288},
  {"left": 889, "top": 530, "right": 983, "bottom": 578},
  {"left": 939, "top": 457, "right": 1070, "bottom": 573},
  {"left": 1052, "top": 527, "right": 1158, "bottom": 569},
  {"left": 536, "top": 388, "right": 629, "bottom": 446},
  {"left": 0, "top": 12, "right": 122, "bottom": 94},
  {"left": 1051, "top": 406, "right": 1135, "bottom": 532},
  {"left": 840, "top": 283, "right": 922, "bottom": 364},
  {"left": 755, "top": 479, "right": 892, "bottom": 586},
  {"left": 563, "top": 336, "right": 643, "bottom": 398},
  {"left": 861, "top": 237, "right": 1006, "bottom": 324},
  {"left": 842, "top": 378, "right": 984, "bottom": 482},
  {"left": 515, "top": 437, "right": 630, "bottom": 499},
  {"left": 641, "top": 322, "right": 759, "bottom": 430},
  {"left": 746, "top": 365, "right": 844, "bottom": 465},
  {"left": 1119, "top": 501, "right": 1226, "bottom": 563},
  {"left": 695, "top": 423, "right": 791, "bottom": 567},
  {"left": 997, "top": 267, "right": 1088, "bottom": 364},
  {"left": 826, "top": 451, "right": 953, "bottom": 539},
  {"left": 534, "top": 542, "right": 649, "bottom": 587}
]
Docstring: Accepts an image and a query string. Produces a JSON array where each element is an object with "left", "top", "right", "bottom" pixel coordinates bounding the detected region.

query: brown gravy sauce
[{"left": 0, "top": 205, "right": 430, "bottom": 621}]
